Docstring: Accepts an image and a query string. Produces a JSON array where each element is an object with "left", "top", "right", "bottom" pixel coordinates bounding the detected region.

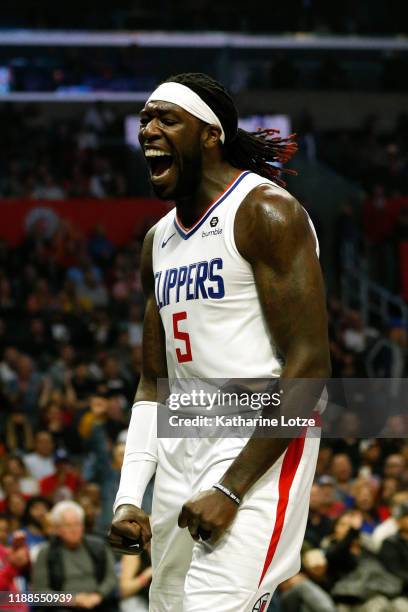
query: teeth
[{"left": 145, "top": 150, "right": 171, "bottom": 158}]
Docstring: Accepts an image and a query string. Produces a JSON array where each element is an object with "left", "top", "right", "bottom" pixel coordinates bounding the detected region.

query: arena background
[{"left": 0, "top": 2, "right": 408, "bottom": 610}]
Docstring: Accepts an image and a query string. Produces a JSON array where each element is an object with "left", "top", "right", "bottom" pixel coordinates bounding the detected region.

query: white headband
[{"left": 146, "top": 82, "right": 225, "bottom": 144}]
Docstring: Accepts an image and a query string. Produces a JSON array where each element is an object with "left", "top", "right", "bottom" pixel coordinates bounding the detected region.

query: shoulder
[{"left": 235, "top": 183, "right": 312, "bottom": 264}]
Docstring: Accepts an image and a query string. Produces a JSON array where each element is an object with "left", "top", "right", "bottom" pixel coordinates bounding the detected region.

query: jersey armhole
[{"left": 229, "top": 183, "right": 320, "bottom": 262}]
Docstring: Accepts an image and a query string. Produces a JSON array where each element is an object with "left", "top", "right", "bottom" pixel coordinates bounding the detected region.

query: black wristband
[{"left": 213, "top": 483, "right": 241, "bottom": 505}]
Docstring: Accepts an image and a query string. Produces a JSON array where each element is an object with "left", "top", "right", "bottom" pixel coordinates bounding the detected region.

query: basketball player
[{"left": 109, "top": 73, "right": 331, "bottom": 611}]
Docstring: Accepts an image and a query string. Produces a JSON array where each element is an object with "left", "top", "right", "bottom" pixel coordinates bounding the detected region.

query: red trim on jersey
[
  {"left": 258, "top": 435, "right": 306, "bottom": 587},
  {"left": 175, "top": 170, "right": 245, "bottom": 232}
]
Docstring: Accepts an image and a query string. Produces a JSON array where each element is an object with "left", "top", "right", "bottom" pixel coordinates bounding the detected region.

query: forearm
[
  {"left": 220, "top": 363, "right": 329, "bottom": 498},
  {"left": 113, "top": 399, "right": 158, "bottom": 512},
  {"left": 121, "top": 569, "right": 151, "bottom": 598}
]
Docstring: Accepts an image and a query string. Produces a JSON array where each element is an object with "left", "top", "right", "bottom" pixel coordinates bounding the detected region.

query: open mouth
[{"left": 145, "top": 150, "right": 174, "bottom": 178}]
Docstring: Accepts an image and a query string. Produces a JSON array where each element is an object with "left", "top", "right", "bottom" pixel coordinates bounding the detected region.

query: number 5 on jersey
[{"left": 172, "top": 312, "right": 193, "bottom": 363}]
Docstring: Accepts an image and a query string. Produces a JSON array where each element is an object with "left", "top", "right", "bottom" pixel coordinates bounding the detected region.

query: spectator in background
[
  {"left": 384, "top": 454, "right": 406, "bottom": 480},
  {"left": 371, "top": 491, "right": 408, "bottom": 552},
  {"left": 331, "top": 453, "right": 354, "bottom": 502},
  {"left": 0, "top": 473, "right": 22, "bottom": 509},
  {"left": 315, "top": 445, "right": 334, "bottom": 479},
  {"left": 376, "top": 476, "right": 400, "bottom": 521},
  {"left": 23, "top": 431, "right": 55, "bottom": 480},
  {"left": 89, "top": 157, "right": 125, "bottom": 198},
  {"left": 6, "top": 354, "right": 42, "bottom": 419},
  {"left": 5, "top": 492, "right": 27, "bottom": 530},
  {"left": 325, "top": 510, "right": 403, "bottom": 610},
  {"left": 0, "top": 347, "right": 20, "bottom": 387},
  {"left": 379, "top": 502, "right": 408, "bottom": 596},
  {"left": 352, "top": 481, "right": 380, "bottom": 535},
  {"left": 278, "top": 549, "right": 336, "bottom": 612},
  {"left": 317, "top": 476, "right": 345, "bottom": 519},
  {"left": 305, "top": 484, "right": 333, "bottom": 548},
  {"left": 70, "top": 362, "right": 97, "bottom": 409},
  {"left": 0, "top": 530, "right": 31, "bottom": 612},
  {"left": 48, "top": 344, "right": 76, "bottom": 391},
  {"left": 77, "top": 271, "right": 109, "bottom": 310},
  {"left": 3, "top": 455, "right": 38, "bottom": 497},
  {"left": 20, "top": 496, "right": 51, "bottom": 553},
  {"left": 87, "top": 224, "right": 115, "bottom": 269},
  {"left": 32, "top": 171, "right": 65, "bottom": 200},
  {"left": 4, "top": 410, "right": 34, "bottom": 454},
  {"left": 39, "top": 450, "right": 82, "bottom": 501},
  {"left": 23, "top": 319, "right": 55, "bottom": 368},
  {"left": 32, "top": 501, "right": 118, "bottom": 611}
]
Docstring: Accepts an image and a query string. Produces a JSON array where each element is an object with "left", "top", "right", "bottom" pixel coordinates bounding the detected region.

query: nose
[{"left": 140, "top": 117, "right": 161, "bottom": 143}]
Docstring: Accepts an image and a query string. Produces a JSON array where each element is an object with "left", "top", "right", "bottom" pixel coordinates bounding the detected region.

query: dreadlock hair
[{"left": 164, "top": 72, "right": 298, "bottom": 186}]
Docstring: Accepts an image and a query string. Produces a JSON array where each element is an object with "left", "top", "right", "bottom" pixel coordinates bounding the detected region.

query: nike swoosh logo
[{"left": 161, "top": 233, "right": 176, "bottom": 248}]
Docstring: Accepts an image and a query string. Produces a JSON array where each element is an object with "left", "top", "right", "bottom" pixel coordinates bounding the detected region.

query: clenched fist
[
  {"left": 178, "top": 488, "right": 239, "bottom": 544},
  {"left": 108, "top": 504, "right": 151, "bottom": 555}
]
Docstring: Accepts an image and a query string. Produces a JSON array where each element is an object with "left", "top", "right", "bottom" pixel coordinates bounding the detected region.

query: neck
[{"left": 175, "top": 161, "right": 238, "bottom": 229}]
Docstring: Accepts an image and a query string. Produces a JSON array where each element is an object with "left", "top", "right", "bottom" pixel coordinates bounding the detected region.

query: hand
[
  {"left": 139, "top": 566, "right": 153, "bottom": 588},
  {"left": 72, "top": 593, "right": 102, "bottom": 609},
  {"left": 178, "top": 488, "right": 239, "bottom": 545},
  {"left": 108, "top": 504, "right": 151, "bottom": 554},
  {"left": 349, "top": 511, "right": 363, "bottom": 530},
  {"left": 73, "top": 593, "right": 93, "bottom": 608},
  {"left": 72, "top": 593, "right": 88, "bottom": 608},
  {"left": 84, "top": 593, "right": 102, "bottom": 609}
]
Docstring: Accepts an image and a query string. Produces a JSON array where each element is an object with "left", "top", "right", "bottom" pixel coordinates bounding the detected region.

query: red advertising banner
[{"left": 0, "top": 198, "right": 170, "bottom": 246}]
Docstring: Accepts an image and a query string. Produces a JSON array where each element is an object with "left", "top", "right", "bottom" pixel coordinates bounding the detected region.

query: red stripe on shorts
[{"left": 258, "top": 435, "right": 306, "bottom": 586}]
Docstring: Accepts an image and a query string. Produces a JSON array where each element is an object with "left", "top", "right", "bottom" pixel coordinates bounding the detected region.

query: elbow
[{"left": 287, "top": 348, "right": 332, "bottom": 379}]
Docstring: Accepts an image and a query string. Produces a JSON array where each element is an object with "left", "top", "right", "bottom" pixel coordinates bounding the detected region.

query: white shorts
[{"left": 149, "top": 430, "right": 319, "bottom": 612}]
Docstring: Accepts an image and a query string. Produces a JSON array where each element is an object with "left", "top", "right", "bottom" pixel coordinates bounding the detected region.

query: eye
[{"left": 161, "top": 118, "right": 176, "bottom": 126}]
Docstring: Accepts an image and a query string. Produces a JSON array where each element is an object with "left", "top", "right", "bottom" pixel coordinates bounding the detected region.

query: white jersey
[{"left": 152, "top": 170, "right": 319, "bottom": 380}]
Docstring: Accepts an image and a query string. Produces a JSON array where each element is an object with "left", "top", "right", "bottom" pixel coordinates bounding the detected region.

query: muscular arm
[
  {"left": 135, "top": 224, "right": 168, "bottom": 402},
  {"left": 220, "top": 185, "right": 331, "bottom": 497}
]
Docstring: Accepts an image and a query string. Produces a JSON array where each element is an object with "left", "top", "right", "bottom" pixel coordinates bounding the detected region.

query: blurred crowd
[
  {"left": 0, "top": 204, "right": 406, "bottom": 610},
  {"left": 0, "top": 104, "right": 132, "bottom": 200},
  {"left": 318, "top": 115, "right": 408, "bottom": 195},
  {"left": 1, "top": 50, "right": 408, "bottom": 95}
]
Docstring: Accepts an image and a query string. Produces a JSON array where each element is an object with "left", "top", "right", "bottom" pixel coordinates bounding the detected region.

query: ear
[{"left": 201, "top": 125, "right": 222, "bottom": 149}]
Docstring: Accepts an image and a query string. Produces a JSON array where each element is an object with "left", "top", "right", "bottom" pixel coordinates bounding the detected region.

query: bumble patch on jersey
[{"left": 154, "top": 258, "right": 225, "bottom": 309}]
